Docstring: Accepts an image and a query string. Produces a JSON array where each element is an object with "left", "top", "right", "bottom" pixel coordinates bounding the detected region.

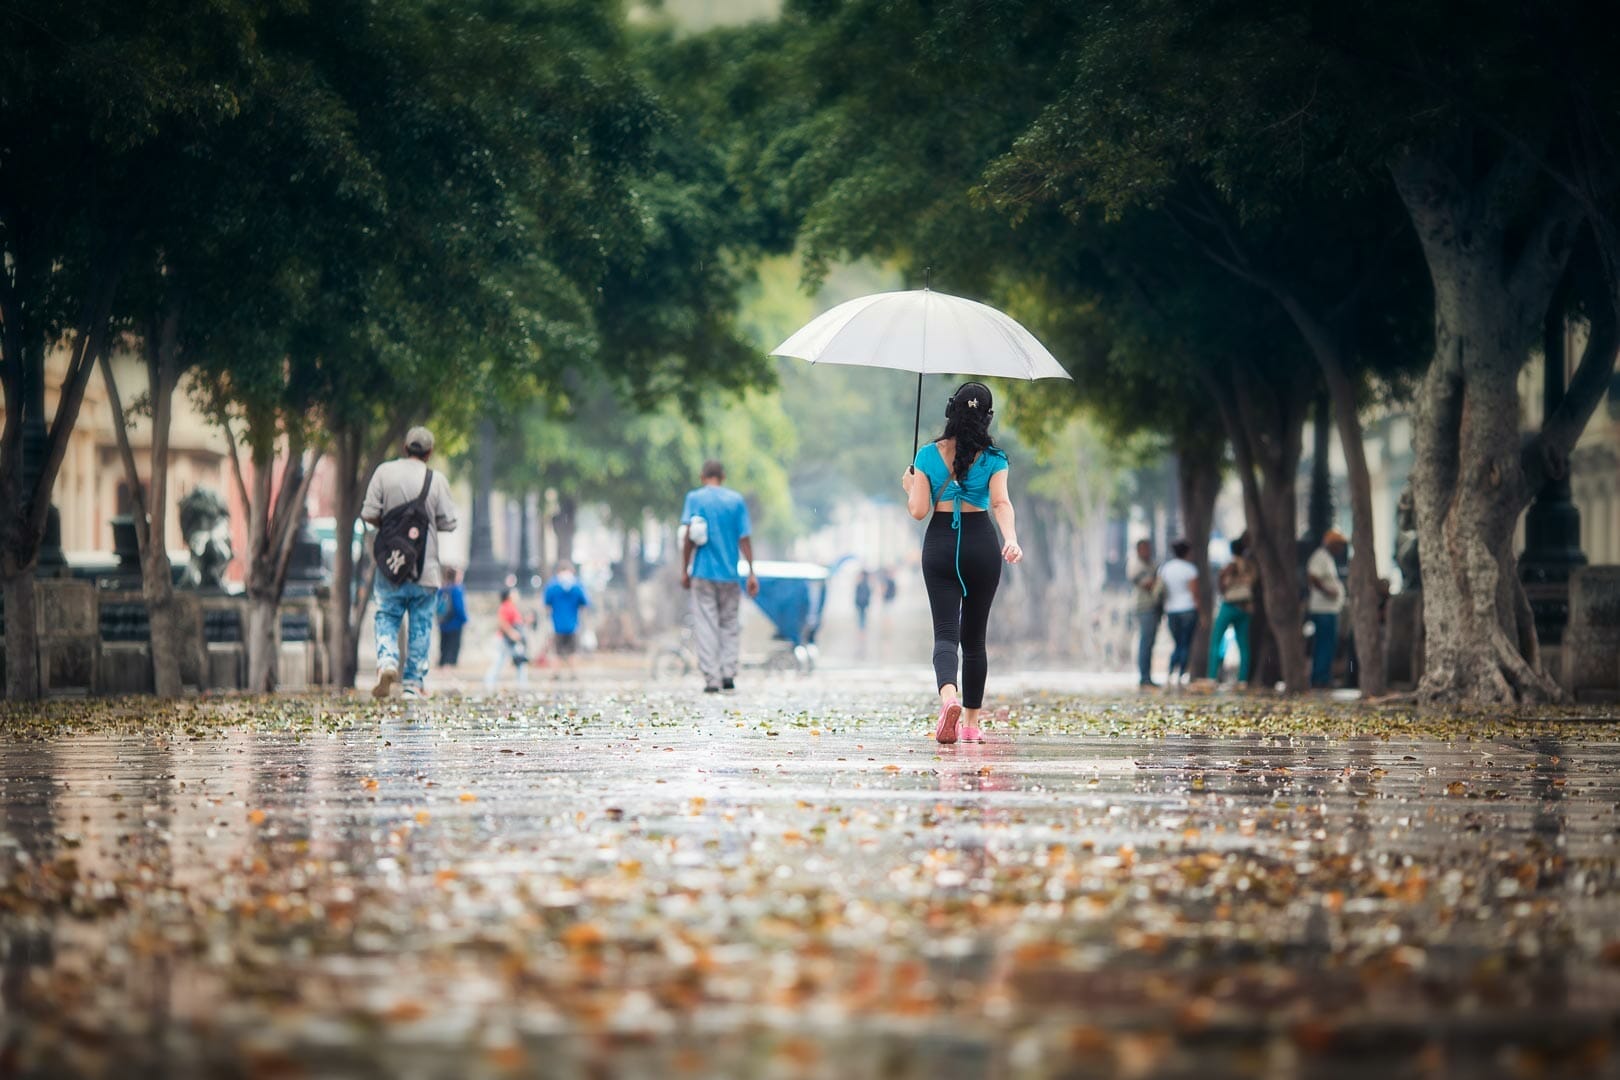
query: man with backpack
[{"left": 362, "top": 426, "right": 459, "bottom": 699}]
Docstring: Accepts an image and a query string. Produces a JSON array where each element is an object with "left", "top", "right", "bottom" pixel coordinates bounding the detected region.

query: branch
[
  {"left": 1390, "top": 150, "right": 1466, "bottom": 270},
  {"left": 1508, "top": 191, "right": 1581, "bottom": 318},
  {"left": 148, "top": 302, "right": 180, "bottom": 555},
  {"left": 1326, "top": 222, "right": 1411, "bottom": 325},
  {"left": 97, "top": 347, "right": 151, "bottom": 554},
  {"left": 29, "top": 240, "right": 128, "bottom": 540},
  {"left": 270, "top": 446, "right": 324, "bottom": 597},
  {"left": 1203, "top": 370, "right": 1265, "bottom": 531},
  {"left": 1162, "top": 203, "right": 1271, "bottom": 290},
  {"left": 265, "top": 428, "right": 305, "bottom": 557},
  {"left": 1525, "top": 284, "right": 1620, "bottom": 488},
  {"left": 220, "top": 412, "right": 253, "bottom": 534}
]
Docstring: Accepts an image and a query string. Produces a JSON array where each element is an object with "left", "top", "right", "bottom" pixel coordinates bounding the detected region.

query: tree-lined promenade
[{"left": 5, "top": 0, "right": 1620, "bottom": 704}]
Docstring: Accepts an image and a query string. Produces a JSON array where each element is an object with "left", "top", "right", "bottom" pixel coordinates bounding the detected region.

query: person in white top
[
  {"left": 1158, "top": 540, "right": 1201, "bottom": 685},
  {"left": 1306, "top": 529, "right": 1347, "bottom": 688}
]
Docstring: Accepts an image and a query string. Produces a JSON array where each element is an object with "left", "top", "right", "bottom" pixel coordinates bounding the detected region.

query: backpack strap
[{"left": 413, "top": 468, "right": 434, "bottom": 506}]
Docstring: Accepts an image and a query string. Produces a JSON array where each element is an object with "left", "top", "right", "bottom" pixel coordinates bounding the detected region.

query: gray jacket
[{"left": 361, "top": 457, "right": 458, "bottom": 588}]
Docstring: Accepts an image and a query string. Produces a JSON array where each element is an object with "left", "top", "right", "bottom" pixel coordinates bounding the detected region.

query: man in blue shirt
[
  {"left": 542, "top": 560, "right": 589, "bottom": 680},
  {"left": 681, "top": 459, "right": 759, "bottom": 692}
]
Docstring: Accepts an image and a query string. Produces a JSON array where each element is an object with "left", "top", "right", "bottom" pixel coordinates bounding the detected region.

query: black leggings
[{"left": 921, "top": 511, "right": 1002, "bottom": 709}]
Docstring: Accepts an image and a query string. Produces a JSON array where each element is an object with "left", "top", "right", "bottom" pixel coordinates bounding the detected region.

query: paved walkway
[{"left": 2, "top": 684, "right": 1618, "bottom": 1078}]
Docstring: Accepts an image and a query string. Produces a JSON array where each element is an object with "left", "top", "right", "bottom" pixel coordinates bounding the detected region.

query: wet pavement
[{"left": 2, "top": 683, "right": 1619, "bottom": 1079}]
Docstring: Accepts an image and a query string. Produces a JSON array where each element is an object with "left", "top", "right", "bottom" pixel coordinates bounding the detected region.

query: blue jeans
[
  {"left": 1166, "top": 610, "right": 1198, "bottom": 680},
  {"left": 1310, "top": 612, "right": 1339, "bottom": 688},
  {"left": 1136, "top": 610, "right": 1160, "bottom": 684},
  {"left": 375, "top": 578, "right": 437, "bottom": 689}
]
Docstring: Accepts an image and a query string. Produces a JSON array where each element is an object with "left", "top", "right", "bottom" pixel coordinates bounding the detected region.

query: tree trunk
[
  {"left": 1248, "top": 463, "right": 1310, "bottom": 693},
  {"left": 1, "top": 246, "right": 127, "bottom": 700},
  {"left": 101, "top": 308, "right": 187, "bottom": 697},
  {"left": 1391, "top": 150, "right": 1581, "bottom": 704},
  {"left": 1324, "top": 366, "right": 1387, "bottom": 697},
  {"left": 329, "top": 429, "right": 363, "bottom": 690},
  {"left": 2, "top": 573, "right": 40, "bottom": 699},
  {"left": 1017, "top": 500, "right": 1055, "bottom": 648},
  {"left": 247, "top": 593, "right": 279, "bottom": 693},
  {"left": 1207, "top": 365, "right": 1313, "bottom": 692},
  {"left": 347, "top": 561, "right": 375, "bottom": 688},
  {"left": 553, "top": 495, "right": 578, "bottom": 565},
  {"left": 1178, "top": 449, "right": 1220, "bottom": 680},
  {"left": 1407, "top": 293, "right": 1554, "bottom": 702},
  {"left": 1276, "top": 300, "right": 1391, "bottom": 698},
  {"left": 518, "top": 490, "right": 534, "bottom": 585},
  {"left": 623, "top": 528, "right": 644, "bottom": 640},
  {"left": 537, "top": 492, "right": 549, "bottom": 575},
  {"left": 1307, "top": 392, "right": 1333, "bottom": 544},
  {"left": 144, "top": 561, "right": 186, "bottom": 697},
  {"left": 1047, "top": 515, "right": 1081, "bottom": 659},
  {"left": 225, "top": 424, "right": 324, "bottom": 695}
]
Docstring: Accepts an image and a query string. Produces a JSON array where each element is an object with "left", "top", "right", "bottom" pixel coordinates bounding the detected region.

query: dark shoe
[
  {"left": 722, "top": 678, "right": 736, "bottom": 691},
  {"left": 1139, "top": 680, "right": 1159, "bottom": 689},
  {"left": 703, "top": 685, "right": 722, "bottom": 694}
]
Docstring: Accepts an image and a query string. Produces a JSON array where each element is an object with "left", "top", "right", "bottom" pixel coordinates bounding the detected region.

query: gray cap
[{"left": 405, "top": 426, "right": 435, "bottom": 455}]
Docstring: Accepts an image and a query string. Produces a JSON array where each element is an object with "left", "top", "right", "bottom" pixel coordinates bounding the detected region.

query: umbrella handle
[{"left": 910, "top": 370, "right": 922, "bottom": 473}]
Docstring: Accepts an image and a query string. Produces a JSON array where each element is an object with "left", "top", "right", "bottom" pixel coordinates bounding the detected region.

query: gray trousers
[{"left": 691, "top": 578, "right": 741, "bottom": 687}]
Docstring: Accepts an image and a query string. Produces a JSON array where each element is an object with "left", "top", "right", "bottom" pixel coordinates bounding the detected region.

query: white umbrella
[{"left": 769, "top": 287, "right": 1072, "bottom": 463}]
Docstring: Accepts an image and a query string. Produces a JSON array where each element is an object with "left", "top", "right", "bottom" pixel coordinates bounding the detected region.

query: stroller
[
  {"left": 746, "top": 560, "right": 831, "bottom": 674},
  {"left": 647, "top": 560, "right": 839, "bottom": 679}
]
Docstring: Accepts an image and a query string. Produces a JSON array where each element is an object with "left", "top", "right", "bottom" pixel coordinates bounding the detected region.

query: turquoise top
[
  {"left": 913, "top": 442, "right": 1009, "bottom": 596},
  {"left": 913, "top": 442, "right": 1008, "bottom": 509}
]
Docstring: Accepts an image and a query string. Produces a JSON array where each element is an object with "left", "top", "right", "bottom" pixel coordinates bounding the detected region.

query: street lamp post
[
  {"left": 463, "top": 419, "right": 505, "bottom": 592},
  {"left": 1520, "top": 305, "right": 1586, "bottom": 646},
  {"left": 20, "top": 358, "right": 67, "bottom": 575}
]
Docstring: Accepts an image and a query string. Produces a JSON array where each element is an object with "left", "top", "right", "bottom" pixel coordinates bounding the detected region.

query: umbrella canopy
[
  {"left": 770, "top": 289, "right": 1070, "bottom": 381},
  {"left": 770, "top": 288, "right": 1071, "bottom": 463}
]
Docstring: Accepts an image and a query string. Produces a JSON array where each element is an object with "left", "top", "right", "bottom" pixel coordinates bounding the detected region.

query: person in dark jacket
[{"left": 855, "top": 570, "right": 873, "bottom": 631}]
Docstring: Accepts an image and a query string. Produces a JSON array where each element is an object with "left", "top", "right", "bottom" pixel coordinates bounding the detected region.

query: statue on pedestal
[{"left": 180, "top": 487, "right": 233, "bottom": 591}]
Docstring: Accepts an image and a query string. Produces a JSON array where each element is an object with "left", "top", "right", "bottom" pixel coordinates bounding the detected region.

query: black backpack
[{"left": 375, "top": 468, "right": 435, "bottom": 585}]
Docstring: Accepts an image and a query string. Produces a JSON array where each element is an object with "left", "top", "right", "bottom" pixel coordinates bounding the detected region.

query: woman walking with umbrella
[
  {"left": 902, "top": 382, "right": 1022, "bottom": 744},
  {"left": 772, "top": 281, "right": 1066, "bottom": 741}
]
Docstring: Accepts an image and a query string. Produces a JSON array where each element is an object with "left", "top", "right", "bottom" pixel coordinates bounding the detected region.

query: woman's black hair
[
  {"left": 937, "top": 382, "right": 997, "bottom": 482},
  {"left": 1229, "top": 533, "right": 1248, "bottom": 558}
]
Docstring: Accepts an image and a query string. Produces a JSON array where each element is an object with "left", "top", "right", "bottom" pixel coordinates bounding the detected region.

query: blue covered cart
[{"left": 743, "top": 560, "right": 831, "bottom": 672}]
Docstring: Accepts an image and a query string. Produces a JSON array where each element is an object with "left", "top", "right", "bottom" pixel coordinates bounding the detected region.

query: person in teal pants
[{"left": 1207, "top": 534, "right": 1257, "bottom": 686}]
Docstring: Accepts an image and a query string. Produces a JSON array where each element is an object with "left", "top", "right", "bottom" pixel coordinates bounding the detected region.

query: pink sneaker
[
  {"left": 935, "top": 699, "right": 962, "bottom": 744},
  {"left": 961, "top": 723, "right": 982, "bottom": 742}
]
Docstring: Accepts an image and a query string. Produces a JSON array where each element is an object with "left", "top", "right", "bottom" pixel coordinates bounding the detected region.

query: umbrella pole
[{"left": 910, "top": 371, "right": 923, "bottom": 473}]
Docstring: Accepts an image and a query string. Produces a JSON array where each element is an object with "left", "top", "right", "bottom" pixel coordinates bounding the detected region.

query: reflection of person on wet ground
[{"left": 901, "top": 382, "right": 1023, "bottom": 745}]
